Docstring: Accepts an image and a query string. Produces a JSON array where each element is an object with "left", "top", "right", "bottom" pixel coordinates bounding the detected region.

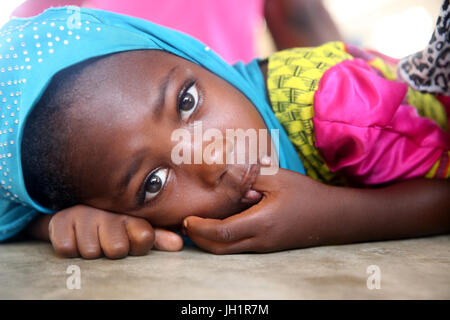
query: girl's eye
[
  {"left": 144, "top": 168, "right": 168, "bottom": 202},
  {"left": 178, "top": 83, "right": 199, "bottom": 120}
]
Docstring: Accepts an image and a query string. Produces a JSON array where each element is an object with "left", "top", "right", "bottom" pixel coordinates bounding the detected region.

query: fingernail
[
  {"left": 241, "top": 189, "right": 262, "bottom": 204},
  {"left": 261, "top": 156, "right": 271, "bottom": 166},
  {"left": 183, "top": 219, "right": 188, "bottom": 229}
]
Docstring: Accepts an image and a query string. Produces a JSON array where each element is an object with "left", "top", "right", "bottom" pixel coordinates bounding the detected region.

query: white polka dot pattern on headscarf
[
  {"left": 0, "top": 7, "right": 102, "bottom": 211},
  {"left": 0, "top": 6, "right": 237, "bottom": 231}
]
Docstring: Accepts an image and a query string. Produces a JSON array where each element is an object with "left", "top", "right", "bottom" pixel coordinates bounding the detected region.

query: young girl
[{"left": 0, "top": 5, "right": 448, "bottom": 259}]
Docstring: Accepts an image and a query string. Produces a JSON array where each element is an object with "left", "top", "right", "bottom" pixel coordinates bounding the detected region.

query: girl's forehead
[
  {"left": 68, "top": 51, "right": 174, "bottom": 113},
  {"left": 69, "top": 52, "right": 190, "bottom": 144},
  {"left": 102, "top": 50, "right": 186, "bottom": 71}
]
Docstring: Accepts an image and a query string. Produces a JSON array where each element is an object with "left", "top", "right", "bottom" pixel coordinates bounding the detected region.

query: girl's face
[{"left": 72, "top": 50, "right": 272, "bottom": 228}]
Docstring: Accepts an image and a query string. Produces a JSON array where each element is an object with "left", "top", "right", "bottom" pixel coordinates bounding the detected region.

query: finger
[
  {"left": 74, "top": 217, "right": 102, "bottom": 259},
  {"left": 123, "top": 217, "right": 155, "bottom": 255},
  {"left": 98, "top": 217, "right": 130, "bottom": 259},
  {"left": 183, "top": 206, "right": 263, "bottom": 243},
  {"left": 153, "top": 228, "right": 183, "bottom": 252},
  {"left": 49, "top": 216, "right": 79, "bottom": 258},
  {"left": 186, "top": 231, "right": 257, "bottom": 254}
]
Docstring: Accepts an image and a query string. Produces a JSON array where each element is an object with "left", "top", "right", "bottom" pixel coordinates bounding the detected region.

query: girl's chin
[
  {"left": 207, "top": 197, "right": 261, "bottom": 221},
  {"left": 213, "top": 189, "right": 263, "bottom": 220},
  {"left": 174, "top": 190, "right": 264, "bottom": 226}
]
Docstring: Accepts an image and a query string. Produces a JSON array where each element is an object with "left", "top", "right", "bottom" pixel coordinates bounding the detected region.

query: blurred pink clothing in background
[{"left": 12, "top": 0, "right": 264, "bottom": 63}]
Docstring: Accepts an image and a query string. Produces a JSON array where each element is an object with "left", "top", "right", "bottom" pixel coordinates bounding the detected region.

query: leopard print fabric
[{"left": 398, "top": 0, "right": 450, "bottom": 95}]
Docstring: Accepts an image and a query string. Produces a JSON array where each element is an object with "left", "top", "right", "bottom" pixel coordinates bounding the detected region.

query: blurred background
[
  {"left": 0, "top": 0, "right": 443, "bottom": 63},
  {"left": 324, "top": 0, "right": 442, "bottom": 58},
  {"left": 259, "top": 0, "right": 442, "bottom": 60}
]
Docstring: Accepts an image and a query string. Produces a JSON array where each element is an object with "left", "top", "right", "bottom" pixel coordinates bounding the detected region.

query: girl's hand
[
  {"left": 182, "top": 168, "right": 337, "bottom": 254},
  {"left": 183, "top": 169, "right": 450, "bottom": 255},
  {"left": 48, "top": 204, "right": 183, "bottom": 259}
]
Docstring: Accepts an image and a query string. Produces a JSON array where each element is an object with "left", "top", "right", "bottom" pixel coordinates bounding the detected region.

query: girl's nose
[{"left": 190, "top": 136, "right": 233, "bottom": 187}]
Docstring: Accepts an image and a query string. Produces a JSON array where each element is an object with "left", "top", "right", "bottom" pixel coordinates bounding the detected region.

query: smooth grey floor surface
[{"left": 0, "top": 235, "right": 449, "bottom": 299}]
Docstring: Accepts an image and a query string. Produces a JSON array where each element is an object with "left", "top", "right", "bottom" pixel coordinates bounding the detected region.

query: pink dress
[
  {"left": 314, "top": 53, "right": 449, "bottom": 184},
  {"left": 267, "top": 41, "right": 449, "bottom": 186}
]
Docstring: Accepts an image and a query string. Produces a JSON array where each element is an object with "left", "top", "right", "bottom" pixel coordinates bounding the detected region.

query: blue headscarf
[{"left": 0, "top": 6, "right": 304, "bottom": 240}]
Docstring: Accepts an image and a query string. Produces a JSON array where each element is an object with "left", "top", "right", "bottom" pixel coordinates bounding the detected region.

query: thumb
[{"left": 153, "top": 228, "right": 184, "bottom": 251}]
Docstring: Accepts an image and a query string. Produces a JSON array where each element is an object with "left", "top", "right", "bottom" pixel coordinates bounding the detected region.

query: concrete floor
[{"left": 0, "top": 235, "right": 449, "bottom": 299}]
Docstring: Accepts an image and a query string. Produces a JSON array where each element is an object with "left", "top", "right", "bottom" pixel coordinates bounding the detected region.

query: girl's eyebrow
[{"left": 153, "top": 65, "right": 179, "bottom": 119}]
